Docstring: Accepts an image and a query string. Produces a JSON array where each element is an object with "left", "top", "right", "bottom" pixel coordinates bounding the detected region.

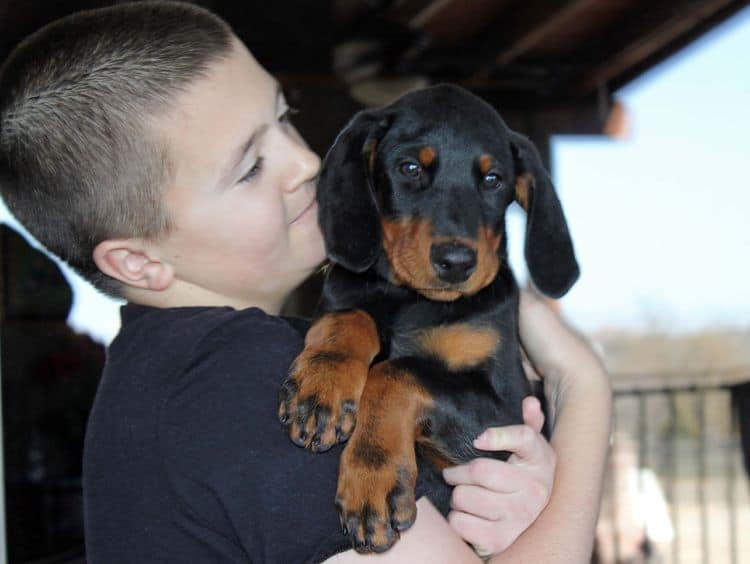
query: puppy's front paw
[
  {"left": 278, "top": 350, "right": 368, "bottom": 452},
  {"left": 335, "top": 442, "right": 417, "bottom": 553}
]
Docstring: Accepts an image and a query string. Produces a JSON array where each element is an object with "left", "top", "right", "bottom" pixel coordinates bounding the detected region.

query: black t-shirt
[{"left": 83, "top": 304, "right": 353, "bottom": 563}]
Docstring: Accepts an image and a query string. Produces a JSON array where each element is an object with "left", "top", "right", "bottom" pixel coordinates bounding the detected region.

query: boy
[{"left": 0, "top": 2, "right": 610, "bottom": 562}]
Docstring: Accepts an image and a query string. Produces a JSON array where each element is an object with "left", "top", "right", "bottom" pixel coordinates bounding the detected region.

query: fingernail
[
  {"left": 442, "top": 467, "right": 456, "bottom": 481},
  {"left": 473, "top": 430, "right": 489, "bottom": 447},
  {"left": 473, "top": 429, "right": 501, "bottom": 448}
]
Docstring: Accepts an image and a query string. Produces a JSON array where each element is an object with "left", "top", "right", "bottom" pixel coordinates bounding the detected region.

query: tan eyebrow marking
[
  {"left": 418, "top": 146, "right": 436, "bottom": 167},
  {"left": 479, "top": 154, "right": 493, "bottom": 174}
]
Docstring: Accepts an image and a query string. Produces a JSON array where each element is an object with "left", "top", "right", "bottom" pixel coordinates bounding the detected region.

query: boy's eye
[
  {"left": 238, "top": 157, "right": 264, "bottom": 184},
  {"left": 279, "top": 106, "right": 299, "bottom": 123}
]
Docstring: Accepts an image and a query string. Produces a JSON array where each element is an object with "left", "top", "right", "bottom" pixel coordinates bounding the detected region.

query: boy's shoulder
[
  {"left": 110, "top": 303, "right": 304, "bottom": 372},
  {"left": 100, "top": 303, "right": 308, "bottom": 416},
  {"left": 95, "top": 303, "right": 305, "bottom": 433},
  {"left": 117, "top": 303, "right": 302, "bottom": 345},
  {"left": 85, "top": 305, "right": 350, "bottom": 561}
]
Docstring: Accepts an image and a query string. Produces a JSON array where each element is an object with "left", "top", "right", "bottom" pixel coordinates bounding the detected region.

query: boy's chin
[
  {"left": 299, "top": 256, "right": 327, "bottom": 282},
  {"left": 304, "top": 239, "right": 328, "bottom": 272}
]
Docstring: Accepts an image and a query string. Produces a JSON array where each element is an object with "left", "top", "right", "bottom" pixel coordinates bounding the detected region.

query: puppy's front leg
[
  {"left": 279, "top": 310, "right": 379, "bottom": 452},
  {"left": 336, "top": 360, "right": 432, "bottom": 553}
]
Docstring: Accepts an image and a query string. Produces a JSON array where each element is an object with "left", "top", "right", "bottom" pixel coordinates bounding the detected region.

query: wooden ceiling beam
[
  {"left": 573, "top": 0, "right": 744, "bottom": 96},
  {"left": 389, "top": 0, "right": 442, "bottom": 25},
  {"left": 466, "top": 0, "right": 598, "bottom": 83},
  {"left": 490, "top": 0, "right": 598, "bottom": 66},
  {"left": 413, "top": 0, "right": 512, "bottom": 44}
]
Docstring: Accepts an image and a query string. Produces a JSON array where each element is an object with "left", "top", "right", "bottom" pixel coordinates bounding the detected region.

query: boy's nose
[{"left": 283, "top": 127, "right": 321, "bottom": 191}]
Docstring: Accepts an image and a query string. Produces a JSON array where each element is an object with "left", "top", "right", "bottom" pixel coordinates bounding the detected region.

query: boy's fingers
[
  {"left": 449, "top": 484, "right": 505, "bottom": 520},
  {"left": 447, "top": 510, "right": 512, "bottom": 556},
  {"left": 449, "top": 484, "right": 540, "bottom": 525},
  {"left": 443, "top": 458, "right": 527, "bottom": 492},
  {"left": 472, "top": 424, "right": 543, "bottom": 462},
  {"left": 447, "top": 510, "right": 493, "bottom": 554},
  {"left": 522, "top": 396, "right": 545, "bottom": 434}
]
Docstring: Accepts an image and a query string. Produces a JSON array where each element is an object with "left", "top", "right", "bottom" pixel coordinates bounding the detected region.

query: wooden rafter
[
  {"left": 574, "top": 0, "right": 749, "bottom": 95},
  {"left": 464, "top": 0, "right": 603, "bottom": 83},
  {"left": 415, "top": 0, "right": 514, "bottom": 45},
  {"left": 490, "top": 0, "right": 598, "bottom": 66}
]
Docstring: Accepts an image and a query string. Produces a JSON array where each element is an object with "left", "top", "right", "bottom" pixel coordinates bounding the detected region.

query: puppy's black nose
[{"left": 430, "top": 243, "right": 477, "bottom": 284}]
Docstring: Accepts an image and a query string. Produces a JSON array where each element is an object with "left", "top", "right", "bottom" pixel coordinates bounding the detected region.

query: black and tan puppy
[{"left": 278, "top": 84, "right": 579, "bottom": 553}]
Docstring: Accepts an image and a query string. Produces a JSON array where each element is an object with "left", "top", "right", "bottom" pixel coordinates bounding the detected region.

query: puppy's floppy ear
[
  {"left": 510, "top": 131, "right": 579, "bottom": 298},
  {"left": 317, "top": 109, "right": 390, "bottom": 272}
]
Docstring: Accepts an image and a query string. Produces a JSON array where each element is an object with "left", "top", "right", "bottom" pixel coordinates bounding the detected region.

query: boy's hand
[{"left": 442, "top": 396, "right": 555, "bottom": 557}]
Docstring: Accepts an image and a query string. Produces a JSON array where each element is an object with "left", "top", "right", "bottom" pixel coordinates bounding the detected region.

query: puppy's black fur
[{"left": 279, "top": 84, "right": 578, "bottom": 553}]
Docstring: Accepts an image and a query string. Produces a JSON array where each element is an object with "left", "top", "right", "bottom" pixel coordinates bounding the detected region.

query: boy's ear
[{"left": 93, "top": 239, "right": 174, "bottom": 291}]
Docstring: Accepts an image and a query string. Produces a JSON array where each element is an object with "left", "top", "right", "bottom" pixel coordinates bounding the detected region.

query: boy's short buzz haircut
[{"left": 0, "top": 1, "right": 234, "bottom": 297}]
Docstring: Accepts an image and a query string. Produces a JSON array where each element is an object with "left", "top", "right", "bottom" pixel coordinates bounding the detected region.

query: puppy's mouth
[
  {"left": 399, "top": 273, "right": 493, "bottom": 302},
  {"left": 410, "top": 285, "right": 467, "bottom": 302},
  {"left": 381, "top": 219, "right": 502, "bottom": 302}
]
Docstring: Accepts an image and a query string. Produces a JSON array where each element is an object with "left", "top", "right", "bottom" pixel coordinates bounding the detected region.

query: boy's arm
[
  {"left": 486, "top": 290, "right": 612, "bottom": 563},
  {"left": 323, "top": 498, "right": 482, "bottom": 563}
]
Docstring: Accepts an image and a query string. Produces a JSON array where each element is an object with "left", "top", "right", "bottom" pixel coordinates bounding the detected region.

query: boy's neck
[{"left": 124, "top": 281, "right": 287, "bottom": 315}]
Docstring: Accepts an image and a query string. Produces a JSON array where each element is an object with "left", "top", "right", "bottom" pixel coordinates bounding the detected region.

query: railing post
[
  {"left": 668, "top": 389, "right": 680, "bottom": 564},
  {"left": 728, "top": 391, "right": 738, "bottom": 564},
  {"left": 697, "top": 387, "right": 708, "bottom": 564}
]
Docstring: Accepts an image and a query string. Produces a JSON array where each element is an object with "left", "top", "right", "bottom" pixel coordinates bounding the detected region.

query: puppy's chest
[{"left": 385, "top": 302, "right": 502, "bottom": 374}]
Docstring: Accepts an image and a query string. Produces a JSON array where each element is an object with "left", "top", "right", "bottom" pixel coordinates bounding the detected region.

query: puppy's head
[{"left": 317, "top": 84, "right": 579, "bottom": 300}]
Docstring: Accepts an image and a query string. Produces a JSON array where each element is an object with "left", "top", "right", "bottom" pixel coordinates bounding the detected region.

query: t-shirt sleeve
[{"left": 159, "top": 312, "right": 351, "bottom": 563}]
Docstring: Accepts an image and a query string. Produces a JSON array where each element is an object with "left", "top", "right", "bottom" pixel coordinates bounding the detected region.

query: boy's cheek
[{"left": 243, "top": 225, "right": 292, "bottom": 265}]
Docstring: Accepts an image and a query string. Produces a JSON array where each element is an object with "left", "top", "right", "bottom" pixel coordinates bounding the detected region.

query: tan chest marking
[{"left": 417, "top": 324, "right": 500, "bottom": 370}]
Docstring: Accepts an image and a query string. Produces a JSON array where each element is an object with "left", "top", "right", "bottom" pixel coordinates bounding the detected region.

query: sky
[
  {"left": 509, "top": 6, "right": 750, "bottom": 333},
  {"left": 2, "top": 7, "right": 749, "bottom": 344}
]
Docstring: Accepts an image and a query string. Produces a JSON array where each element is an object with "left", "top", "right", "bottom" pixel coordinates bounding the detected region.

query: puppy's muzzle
[{"left": 430, "top": 242, "right": 477, "bottom": 284}]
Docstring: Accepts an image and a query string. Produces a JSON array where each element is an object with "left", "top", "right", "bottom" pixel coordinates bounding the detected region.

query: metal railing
[{"left": 596, "top": 374, "right": 749, "bottom": 564}]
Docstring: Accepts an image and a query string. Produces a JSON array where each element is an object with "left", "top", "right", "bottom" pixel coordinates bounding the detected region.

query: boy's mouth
[{"left": 289, "top": 197, "right": 317, "bottom": 224}]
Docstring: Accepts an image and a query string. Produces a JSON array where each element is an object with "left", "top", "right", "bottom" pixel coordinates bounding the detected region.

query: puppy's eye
[
  {"left": 482, "top": 172, "right": 504, "bottom": 190},
  {"left": 399, "top": 162, "right": 423, "bottom": 180}
]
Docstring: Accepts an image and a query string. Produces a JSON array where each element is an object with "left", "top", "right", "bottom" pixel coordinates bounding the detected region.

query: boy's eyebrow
[{"left": 225, "top": 128, "right": 262, "bottom": 179}]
